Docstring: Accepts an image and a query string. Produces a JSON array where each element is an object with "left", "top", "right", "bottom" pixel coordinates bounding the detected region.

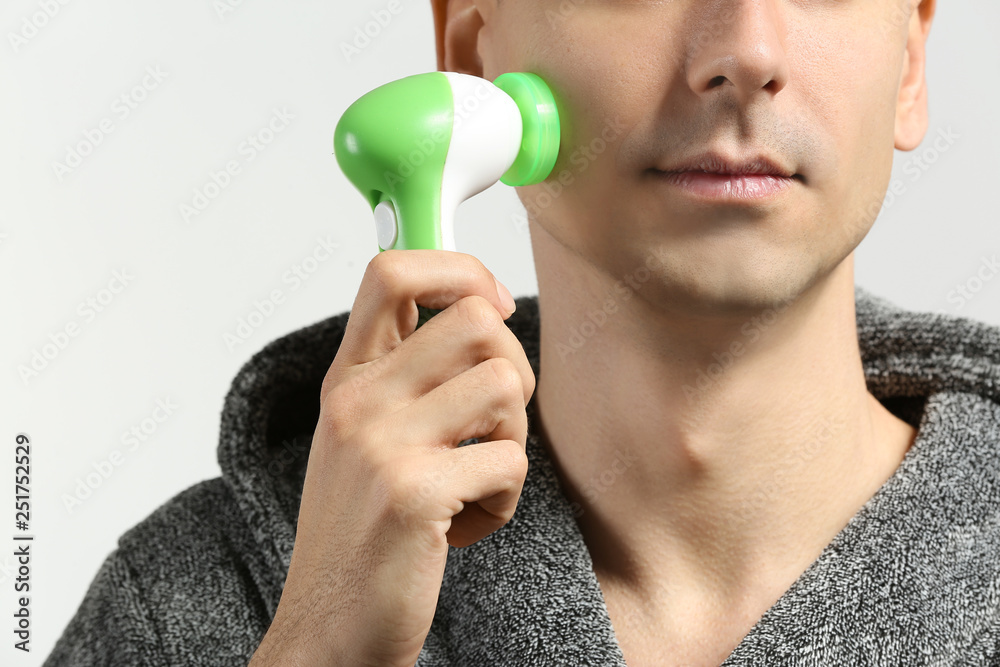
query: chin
[{"left": 615, "top": 240, "right": 820, "bottom": 319}]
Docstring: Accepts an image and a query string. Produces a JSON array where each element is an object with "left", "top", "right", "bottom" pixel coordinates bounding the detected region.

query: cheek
[
  {"left": 506, "top": 20, "right": 662, "bottom": 240},
  {"left": 493, "top": 5, "right": 665, "bottom": 172},
  {"left": 792, "top": 31, "right": 902, "bottom": 246}
]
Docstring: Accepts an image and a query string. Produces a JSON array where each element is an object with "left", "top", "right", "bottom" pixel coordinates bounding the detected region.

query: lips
[
  {"left": 656, "top": 152, "right": 799, "bottom": 180},
  {"left": 650, "top": 152, "right": 801, "bottom": 201}
]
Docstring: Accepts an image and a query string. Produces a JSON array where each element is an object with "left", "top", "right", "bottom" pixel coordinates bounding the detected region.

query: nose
[{"left": 685, "top": 1, "right": 790, "bottom": 105}]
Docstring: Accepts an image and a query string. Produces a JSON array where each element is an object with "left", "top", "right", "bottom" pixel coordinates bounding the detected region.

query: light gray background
[{"left": 1, "top": 0, "right": 997, "bottom": 663}]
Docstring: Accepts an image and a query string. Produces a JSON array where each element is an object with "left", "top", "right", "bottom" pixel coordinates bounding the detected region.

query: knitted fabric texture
[{"left": 44, "top": 286, "right": 1000, "bottom": 666}]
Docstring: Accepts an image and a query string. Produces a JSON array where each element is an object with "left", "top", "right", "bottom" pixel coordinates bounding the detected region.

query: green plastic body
[
  {"left": 333, "top": 72, "right": 561, "bottom": 328},
  {"left": 334, "top": 72, "right": 453, "bottom": 252},
  {"left": 334, "top": 71, "right": 561, "bottom": 254}
]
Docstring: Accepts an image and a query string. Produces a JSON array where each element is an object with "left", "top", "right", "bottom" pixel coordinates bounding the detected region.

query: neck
[{"left": 529, "top": 225, "right": 917, "bottom": 611}]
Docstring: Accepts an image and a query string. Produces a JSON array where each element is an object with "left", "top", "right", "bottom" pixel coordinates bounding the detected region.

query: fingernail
[{"left": 494, "top": 277, "right": 516, "bottom": 316}]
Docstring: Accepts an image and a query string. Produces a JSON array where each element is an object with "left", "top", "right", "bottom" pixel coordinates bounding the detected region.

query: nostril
[{"left": 708, "top": 75, "right": 727, "bottom": 90}]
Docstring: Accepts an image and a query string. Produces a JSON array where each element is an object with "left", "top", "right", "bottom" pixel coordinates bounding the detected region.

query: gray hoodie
[{"left": 44, "top": 286, "right": 1000, "bottom": 666}]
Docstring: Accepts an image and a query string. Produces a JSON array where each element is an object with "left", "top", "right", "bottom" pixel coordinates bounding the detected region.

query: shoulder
[
  {"left": 45, "top": 478, "right": 273, "bottom": 666},
  {"left": 114, "top": 477, "right": 272, "bottom": 662},
  {"left": 117, "top": 476, "right": 246, "bottom": 556}
]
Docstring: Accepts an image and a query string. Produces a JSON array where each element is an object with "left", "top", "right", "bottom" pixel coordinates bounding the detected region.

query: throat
[{"left": 598, "top": 575, "right": 769, "bottom": 667}]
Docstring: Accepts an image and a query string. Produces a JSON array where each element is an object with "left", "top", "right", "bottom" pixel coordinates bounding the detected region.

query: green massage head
[{"left": 334, "top": 71, "right": 561, "bottom": 252}]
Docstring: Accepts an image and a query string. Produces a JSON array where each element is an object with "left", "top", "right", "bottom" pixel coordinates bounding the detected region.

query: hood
[{"left": 217, "top": 284, "right": 1000, "bottom": 663}]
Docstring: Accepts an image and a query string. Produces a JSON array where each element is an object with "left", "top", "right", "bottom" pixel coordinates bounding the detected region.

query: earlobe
[
  {"left": 432, "top": 0, "right": 486, "bottom": 76},
  {"left": 894, "top": 0, "right": 936, "bottom": 151}
]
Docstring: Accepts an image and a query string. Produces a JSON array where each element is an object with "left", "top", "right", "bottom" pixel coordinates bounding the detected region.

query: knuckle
[
  {"left": 319, "top": 403, "right": 355, "bottom": 445},
  {"left": 520, "top": 358, "right": 537, "bottom": 398},
  {"left": 453, "top": 251, "right": 489, "bottom": 278},
  {"left": 319, "top": 381, "right": 365, "bottom": 440},
  {"left": 484, "top": 357, "right": 520, "bottom": 395},
  {"left": 499, "top": 441, "right": 529, "bottom": 479},
  {"left": 379, "top": 463, "right": 410, "bottom": 500},
  {"left": 319, "top": 367, "right": 343, "bottom": 406},
  {"left": 365, "top": 250, "right": 407, "bottom": 293},
  {"left": 378, "top": 458, "right": 429, "bottom": 517},
  {"left": 503, "top": 334, "right": 536, "bottom": 400},
  {"left": 457, "top": 295, "right": 502, "bottom": 334}
]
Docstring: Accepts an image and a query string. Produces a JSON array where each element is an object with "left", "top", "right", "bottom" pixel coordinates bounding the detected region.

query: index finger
[{"left": 337, "top": 249, "right": 515, "bottom": 368}]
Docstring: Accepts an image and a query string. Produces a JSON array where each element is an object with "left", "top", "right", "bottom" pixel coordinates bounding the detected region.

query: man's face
[{"left": 470, "top": 0, "right": 927, "bottom": 317}]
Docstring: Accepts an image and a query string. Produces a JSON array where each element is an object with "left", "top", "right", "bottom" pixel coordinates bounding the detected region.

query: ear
[
  {"left": 894, "top": 0, "right": 937, "bottom": 151},
  {"left": 431, "top": 0, "right": 486, "bottom": 76}
]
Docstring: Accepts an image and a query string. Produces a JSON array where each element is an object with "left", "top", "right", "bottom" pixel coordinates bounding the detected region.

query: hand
[{"left": 249, "top": 249, "right": 535, "bottom": 667}]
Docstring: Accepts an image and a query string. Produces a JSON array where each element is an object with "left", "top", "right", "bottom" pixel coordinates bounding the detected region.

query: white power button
[{"left": 374, "top": 200, "right": 398, "bottom": 251}]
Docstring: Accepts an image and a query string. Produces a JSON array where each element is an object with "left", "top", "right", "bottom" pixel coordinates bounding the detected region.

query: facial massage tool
[{"left": 333, "top": 71, "right": 561, "bottom": 326}]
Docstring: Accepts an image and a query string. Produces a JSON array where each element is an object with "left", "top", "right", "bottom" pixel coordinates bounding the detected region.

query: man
[{"left": 45, "top": 1, "right": 1000, "bottom": 665}]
